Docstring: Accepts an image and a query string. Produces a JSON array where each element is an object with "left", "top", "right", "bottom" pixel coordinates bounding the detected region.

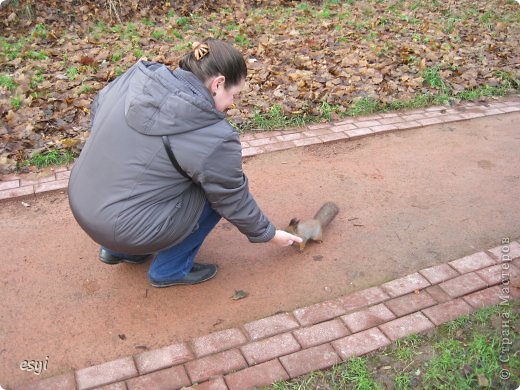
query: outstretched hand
[{"left": 270, "top": 229, "right": 303, "bottom": 247}]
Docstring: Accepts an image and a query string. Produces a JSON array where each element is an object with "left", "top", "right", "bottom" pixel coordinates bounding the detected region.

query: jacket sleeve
[{"left": 195, "top": 132, "right": 276, "bottom": 243}]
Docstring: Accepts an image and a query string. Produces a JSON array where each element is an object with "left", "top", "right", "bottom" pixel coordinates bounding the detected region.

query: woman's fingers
[{"left": 272, "top": 230, "right": 302, "bottom": 246}]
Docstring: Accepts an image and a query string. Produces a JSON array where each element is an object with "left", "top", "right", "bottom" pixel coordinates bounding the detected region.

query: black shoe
[
  {"left": 149, "top": 263, "right": 218, "bottom": 288},
  {"left": 99, "top": 248, "right": 153, "bottom": 265}
]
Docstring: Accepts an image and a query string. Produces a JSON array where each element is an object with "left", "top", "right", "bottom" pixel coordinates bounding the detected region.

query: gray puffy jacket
[{"left": 69, "top": 61, "right": 275, "bottom": 254}]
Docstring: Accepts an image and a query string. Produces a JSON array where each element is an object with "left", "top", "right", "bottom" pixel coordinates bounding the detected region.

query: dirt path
[{"left": 1, "top": 113, "right": 519, "bottom": 386}]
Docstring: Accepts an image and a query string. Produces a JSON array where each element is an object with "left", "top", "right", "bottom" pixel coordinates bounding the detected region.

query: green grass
[
  {"left": 31, "top": 23, "right": 48, "bottom": 39},
  {"left": 110, "top": 24, "right": 122, "bottom": 34},
  {"left": 234, "top": 34, "right": 249, "bottom": 46},
  {"left": 266, "top": 303, "right": 519, "bottom": 389},
  {"left": 80, "top": 84, "right": 93, "bottom": 94},
  {"left": 271, "top": 358, "right": 380, "bottom": 389},
  {"left": 1, "top": 37, "right": 25, "bottom": 60},
  {"left": 225, "top": 23, "right": 240, "bottom": 31},
  {"left": 423, "top": 66, "right": 450, "bottom": 93},
  {"left": 24, "top": 150, "right": 75, "bottom": 169},
  {"left": 318, "top": 6, "right": 334, "bottom": 19},
  {"left": 495, "top": 70, "right": 520, "bottom": 90},
  {"left": 121, "top": 23, "right": 140, "bottom": 41},
  {"left": 249, "top": 104, "right": 307, "bottom": 131},
  {"left": 111, "top": 50, "right": 123, "bottom": 62},
  {"left": 30, "top": 70, "right": 44, "bottom": 89},
  {"left": 348, "top": 97, "right": 380, "bottom": 117},
  {"left": 342, "top": 357, "right": 380, "bottom": 389},
  {"left": 423, "top": 339, "right": 467, "bottom": 387},
  {"left": 318, "top": 101, "right": 344, "bottom": 121},
  {"left": 133, "top": 47, "right": 143, "bottom": 58},
  {"left": 442, "top": 313, "right": 470, "bottom": 336},
  {"left": 480, "top": 10, "right": 497, "bottom": 31},
  {"left": 394, "top": 373, "right": 411, "bottom": 390},
  {"left": 95, "top": 21, "right": 107, "bottom": 33},
  {"left": 392, "top": 334, "right": 423, "bottom": 362},
  {"left": 25, "top": 50, "right": 48, "bottom": 60},
  {"left": 445, "top": 16, "right": 461, "bottom": 34},
  {"left": 140, "top": 18, "right": 155, "bottom": 27},
  {"left": 171, "top": 29, "right": 183, "bottom": 40},
  {"left": 423, "top": 332, "right": 504, "bottom": 388},
  {"left": 66, "top": 66, "right": 79, "bottom": 80},
  {"left": 176, "top": 16, "right": 190, "bottom": 28},
  {"left": 114, "top": 66, "right": 124, "bottom": 77},
  {"left": 151, "top": 29, "right": 168, "bottom": 41},
  {"left": 235, "top": 75, "right": 518, "bottom": 132},
  {"left": 297, "top": 2, "right": 312, "bottom": 12},
  {"left": 0, "top": 74, "right": 16, "bottom": 90},
  {"left": 10, "top": 95, "right": 22, "bottom": 110},
  {"left": 174, "top": 42, "right": 190, "bottom": 52}
]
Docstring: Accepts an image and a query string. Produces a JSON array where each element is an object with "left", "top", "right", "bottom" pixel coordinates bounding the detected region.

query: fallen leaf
[
  {"left": 5, "top": 110, "right": 16, "bottom": 124},
  {"left": 21, "top": 201, "right": 30, "bottom": 207},
  {"left": 477, "top": 374, "right": 489, "bottom": 387},
  {"left": 231, "top": 290, "right": 248, "bottom": 300},
  {"left": 80, "top": 56, "right": 97, "bottom": 66},
  {"left": 62, "top": 138, "right": 80, "bottom": 148},
  {"left": 419, "top": 58, "right": 426, "bottom": 71}
]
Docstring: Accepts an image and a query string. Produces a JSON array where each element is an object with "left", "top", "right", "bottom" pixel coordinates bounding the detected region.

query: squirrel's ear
[{"left": 289, "top": 218, "right": 299, "bottom": 226}]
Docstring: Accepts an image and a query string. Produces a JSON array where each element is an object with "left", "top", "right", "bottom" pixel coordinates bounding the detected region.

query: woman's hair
[{"left": 179, "top": 38, "right": 247, "bottom": 88}]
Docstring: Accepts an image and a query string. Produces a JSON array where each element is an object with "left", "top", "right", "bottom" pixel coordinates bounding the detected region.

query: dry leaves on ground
[{"left": 0, "top": 0, "right": 519, "bottom": 173}]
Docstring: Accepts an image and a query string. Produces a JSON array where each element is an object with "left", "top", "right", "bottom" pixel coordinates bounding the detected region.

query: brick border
[
  {"left": 2, "top": 98, "right": 519, "bottom": 202},
  {"left": 17, "top": 240, "right": 520, "bottom": 389}
]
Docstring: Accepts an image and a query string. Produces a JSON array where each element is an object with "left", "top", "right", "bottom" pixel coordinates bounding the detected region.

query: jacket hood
[{"left": 124, "top": 61, "right": 226, "bottom": 136}]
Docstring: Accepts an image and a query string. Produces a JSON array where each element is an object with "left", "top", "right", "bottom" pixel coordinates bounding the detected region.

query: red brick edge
[
  {"left": 16, "top": 240, "right": 520, "bottom": 389},
  {"left": 2, "top": 98, "right": 520, "bottom": 202}
]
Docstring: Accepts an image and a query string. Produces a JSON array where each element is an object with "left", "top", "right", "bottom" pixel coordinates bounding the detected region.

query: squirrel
[{"left": 285, "top": 202, "right": 339, "bottom": 252}]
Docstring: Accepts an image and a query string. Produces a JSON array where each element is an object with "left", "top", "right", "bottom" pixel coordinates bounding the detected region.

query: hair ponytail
[{"left": 179, "top": 38, "right": 247, "bottom": 88}]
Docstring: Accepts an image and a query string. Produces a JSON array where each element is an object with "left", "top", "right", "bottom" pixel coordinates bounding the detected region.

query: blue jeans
[{"left": 102, "top": 201, "right": 221, "bottom": 282}]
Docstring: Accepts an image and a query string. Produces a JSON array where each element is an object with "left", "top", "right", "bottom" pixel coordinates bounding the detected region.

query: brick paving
[
  {"left": 341, "top": 303, "right": 395, "bottom": 333},
  {"left": 134, "top": 343, "right": 193, "bottom": 375},
  {"left": 8, "top": 99, "right": 520, "bottom": 389}
]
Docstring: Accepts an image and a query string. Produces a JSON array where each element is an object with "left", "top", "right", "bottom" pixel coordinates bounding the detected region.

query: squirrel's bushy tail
[{"left": 313, "top": 202, "right": 339, "bottom": 228}]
